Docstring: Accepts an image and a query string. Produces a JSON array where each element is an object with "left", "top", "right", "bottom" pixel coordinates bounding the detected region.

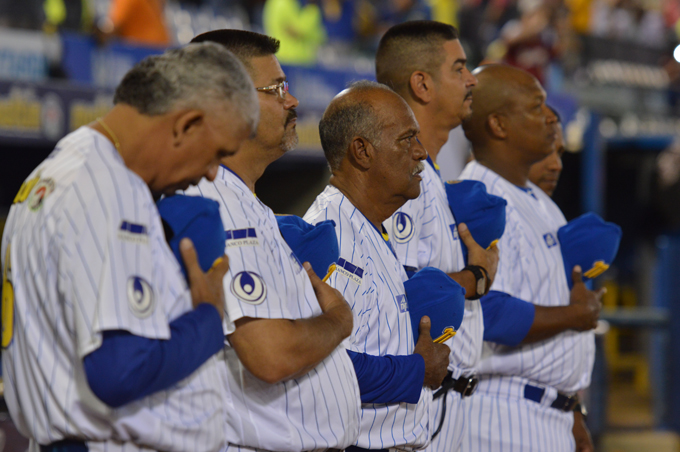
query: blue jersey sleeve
[
  {"left": 83, "top": 303, "right": 224, "bottom": 408},
  {"left": 346, "top": 350, "right": 424, "bottom": 404},
  {"left": 481, "top": 290, "right": 535, "bottom": 346}
]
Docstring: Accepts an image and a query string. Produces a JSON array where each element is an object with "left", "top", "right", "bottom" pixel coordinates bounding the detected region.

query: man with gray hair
[
  {"left": 1, "top": 42, "right": 256, "bottom": 452},
  {"left": 305, "top": 81, "right": 451, "bottom": 451}
]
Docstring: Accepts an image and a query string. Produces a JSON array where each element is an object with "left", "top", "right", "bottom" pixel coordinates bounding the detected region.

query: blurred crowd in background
[{"left": 0, "top": 0, "right": 678, "bottom": 76}]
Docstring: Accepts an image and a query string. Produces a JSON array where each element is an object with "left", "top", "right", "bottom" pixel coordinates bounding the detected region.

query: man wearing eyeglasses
[{"left": 184, "top": 30, "right": 362, "bottom": 452}]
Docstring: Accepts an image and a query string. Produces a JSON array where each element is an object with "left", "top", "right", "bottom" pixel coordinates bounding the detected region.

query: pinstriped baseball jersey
[
  {"left": 185, "top": 166, "right": 361, "bottom": 452},
  {"left": 304, "top": 185, "right": 434, "bottom": 451},
  {"left": 385, "top": 157, "right": 484, "bottom": 452},
  {"left": 459, "top": 160, "right": 595, "bottom": 392},
  {"left": 1, "top": 127, "right": 227, "bottom": 451}
]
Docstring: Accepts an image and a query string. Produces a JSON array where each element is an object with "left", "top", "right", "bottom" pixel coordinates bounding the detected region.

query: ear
[
  {"left": 408, "top": 71, "right": 434, "bottom": 104},
  {"left": 487, "top": 113, "right": 508, "bottom": 139},
  {"left": 172, "top": 109, "right": 204, "bottom": 147},
  {"left": 347, "top": 136, "right": 373, "bottom": 170}
]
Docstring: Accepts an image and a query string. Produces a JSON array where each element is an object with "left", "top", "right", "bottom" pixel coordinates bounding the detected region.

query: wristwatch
[
  {"left": 463, "top": 265, "right": 489, "bottom": 300},
  {"left": 574, "top": 402, "right": 588, "bottom": 419}
]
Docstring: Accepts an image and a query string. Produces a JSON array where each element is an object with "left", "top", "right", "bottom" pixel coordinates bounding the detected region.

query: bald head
[
  {"left": 319, "top": 81, "right": 413, "bottom": 171},
  {"left": 462, "top": 64, "right": 544, "bottom": 146}
]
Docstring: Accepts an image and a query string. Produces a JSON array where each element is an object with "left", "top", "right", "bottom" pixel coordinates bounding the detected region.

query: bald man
[
  {"left": 305, "top": 81, "right": 451, "bottom": 451},
  {"left": 529, "top": 112, "right": 565, "bottom": 197},
  {"left": 458, "top": 65, "right": 601, "bottom": 452}
]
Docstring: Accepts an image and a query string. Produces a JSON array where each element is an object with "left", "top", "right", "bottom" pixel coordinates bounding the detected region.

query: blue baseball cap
[
  {"left": 444, "top": 180, "right": 507, "bottom": 263},
  {"left": 404, "top": 267, "right": 466, "bottom": 344},
  {"left": 558, "top": 212, "right": 622, "bottom": 289},
  {"left": 276, "top": 215, "right": 339, "bottom": 277},
  {"left": 157, "top": 194, "right": 226, "bottom": 281}
]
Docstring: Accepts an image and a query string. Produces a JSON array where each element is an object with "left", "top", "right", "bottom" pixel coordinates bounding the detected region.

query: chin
[{"left": 280, "top": 133, "right": 299, "bottom": 153}]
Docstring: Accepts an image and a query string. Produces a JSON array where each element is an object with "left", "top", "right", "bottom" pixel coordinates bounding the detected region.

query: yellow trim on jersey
[
  {"left": 584, "top": 261, "right": 609, "bottom": 279},
  {"left": 13, "top": 175, "right": 40, "bottom": 204},
  {"left": 487, "top": 239, "right": 499, "bottom": 250},
  {"left": 434, "top": 327, "right": 456, "bottom": 343},
  {"left": 433, "top": 161, "right": 441, "bottom": 171},
  {"left": 322, "top": 264, "right": 337, "bottom": 282},
  {"left": 2, "top": 244, "right": 14, "bottom": 348},
  {"left": 382, "top": 232, "right": 389, "bottom": 242}
]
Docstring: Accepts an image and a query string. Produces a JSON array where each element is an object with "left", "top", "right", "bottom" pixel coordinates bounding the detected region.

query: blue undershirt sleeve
[
  {"left": 481, "top": 290, "right": 535, "bottom": 346},
  {"left": 83, "top": 303, "right": 224, "bottom": 408},
  {"left": 404, "top": 266, "right": 418, "bottom": 279},
  {"left": 346, "top": 350, "right": 425, "bottom": 404}
]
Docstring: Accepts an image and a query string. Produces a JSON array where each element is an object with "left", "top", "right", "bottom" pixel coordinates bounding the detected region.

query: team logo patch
[
  {"left": 225, "top": 228, "right": 259, "bottom": 248},
  {"left": 127, "top": 276, "right": 155, "bottom": 318},
  {"left": 118, "top": 221, "right": 149, "bottom": 245},
  {"left": 543, "top": 233, "right": 558, "bottom": 248},
  {"left": 449, "top": 224, "right": 460, "bottom": 241},
  {"left": 231, "top": 271, "right": 267, "bottom": 305},
  {"left": 27, "top": 178, "right": 55, "bottom": 211},
  {"left": 392, "top": 212, "right": 415, "bottom": 244},
  {"left": 396, "top": 294, "right": 409, "bottom": 313},
  {"left": 335, "top": 258, "right": 364, "bottom": 285}
]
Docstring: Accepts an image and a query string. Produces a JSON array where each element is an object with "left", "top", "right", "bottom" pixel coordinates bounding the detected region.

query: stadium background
[{"left": 0, "top": 0, "right": 679, "bottom": 450}]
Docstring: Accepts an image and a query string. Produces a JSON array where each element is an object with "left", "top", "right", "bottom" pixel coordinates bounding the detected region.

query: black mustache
[{"left": 285, "top": 110, "right": 298, "bottom": 125}]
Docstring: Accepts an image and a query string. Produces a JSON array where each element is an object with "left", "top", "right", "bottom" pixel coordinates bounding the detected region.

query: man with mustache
[
  {"left": 459, "top": 64, "right": 601, "bottom": 452},
  {"left": 185, "top": 30, "right": 362, "bottom": 452},
  {"left": 376, "top": 21, "right": 499, "bottom": 452},
  {"left": 305, "top": 81, "right": 451, "bottom": 451}
]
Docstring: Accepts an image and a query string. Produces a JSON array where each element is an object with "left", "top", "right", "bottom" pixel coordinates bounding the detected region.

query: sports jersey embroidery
[
  {"left": 335, "top": 257, "right": 364, "bottom": 285},
  {"left": 543, "top": 232, "right": 558, "bottom": 248},
  {"left": 225, "top": 228, "right": 259, "bottom": 248},
  {"left": 118, "top": 221, "right": 149, "bottom": 245},
  {"left": 126, "top": 276, "right": 155, "bottom": 318},
  {"left": 230, "top": 271, "right": 267, "bottom": 305},
  {"left": 392, "top": 212, "right": 415, "bottom": 243}
]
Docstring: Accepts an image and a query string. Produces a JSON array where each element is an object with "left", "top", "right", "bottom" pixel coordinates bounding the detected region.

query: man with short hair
[
  {"left": 459, "top": 64, "right": 601, "bottom": 452},
  {"left": 1, "top": 43, "right": 255, "bottom": 452},
  {"left": 305, "top": 81, "right": 451, "bottom": 451},
  {"left": 529, "top": 110, "right": 565, "bottom": 197},
  {"left": 376, "top": 21, "right": 498, "bottom": 452},
  {"left": 186, "top": 30, "right": 362, "bottom": 452}
]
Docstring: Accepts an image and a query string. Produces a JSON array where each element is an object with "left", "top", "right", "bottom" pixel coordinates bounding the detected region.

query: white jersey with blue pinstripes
[
  {"left": 385, "top": 158, "right": 484, "bottom": 452},
  {"left": 304, "top": 185, "right": 434, "bottom": 451},
  {"left": 1, "top": 127, "right": 227, "bottom": 451},
  {"left": 385, "top": 158, "right": 483, "bottom": 380},
  {"left": 186, "top": 167, "right": 361, "bottom": 452},
  {"left": 459, "top": 160, "right": 595, "bottom": 392}
]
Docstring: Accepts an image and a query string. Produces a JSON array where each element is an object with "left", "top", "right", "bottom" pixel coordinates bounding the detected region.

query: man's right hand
[
  {"left": 413, "top": 316, "right": 450, "bottom": 389},
  {"left": 568, "top": 265, "right": 605, "bottom": 331},
  {"left": 180, "top": 238, "right": 229, "bottom": 319},
  {"left": 458, "top": 223, "right": 499, "bottom": 287},
  {"left": 305, "top": 262, "right": 353, "bottom": 340}
]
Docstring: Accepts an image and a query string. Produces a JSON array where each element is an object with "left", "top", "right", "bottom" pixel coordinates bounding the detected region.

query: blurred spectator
[
  {"left": 264, "top": 0, "right": 326, "bottom": 65},
  {"left": 97, "top": 0, "right": 171, "bottom": 47},
  {"left": 44, "top": 0, "right": 93, "bottom": 32},
  {"left": 591, "top": 0, "right": 665, "bottom": 47},
  {"left": 321, "top": 0, "right": 356, "bottom": 43},
  {"left": 0, "top": 0, "right": 44, "bottom": 29}
]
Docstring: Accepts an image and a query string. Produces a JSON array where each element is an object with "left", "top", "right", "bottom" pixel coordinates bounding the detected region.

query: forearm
[
  {"left": 522, "top": 305, "right": 578, "bottom": 344},
  {"left": 229, "top": 306, "right": 351, "bottom": 384},
  {"left": 447, "top": 270, "right": 476, "bottom": 299}
]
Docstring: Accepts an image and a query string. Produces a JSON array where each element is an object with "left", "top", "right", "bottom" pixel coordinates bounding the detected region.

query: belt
[
  {"left": 40, "top": 440, "right": 88, "bottom": 452},
  {"left": 524, "top": 384, "right": 578, "bottom": 412},
  {"left": 431, "top": 372, "right": 479, "bottom": 439}
]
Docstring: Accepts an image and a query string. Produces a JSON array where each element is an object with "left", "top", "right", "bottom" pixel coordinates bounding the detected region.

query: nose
[
  {"left": 205, "top": 164, "right": 219, "bottom": 182},
  {"left": 545, "top": 105, "right": 558, "bottom": 124},
  {"left": 465, "top": 67, "right": 478, "bottom": 88},
  {"left": 546, "top": 151, "right": 563, "bottom": 172},
  {"left": 413, "top": 136, "right": 427, "bottom": 161},
  {"left": 285, "top": 91, "right": 300, "bottom": 110}
]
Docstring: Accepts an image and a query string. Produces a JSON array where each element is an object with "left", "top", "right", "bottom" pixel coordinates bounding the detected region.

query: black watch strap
[
  {"left": 574, "top": 402, "right": 588, "bottom": 419},
  {"left": 463, "top": 265, "right": 487, "bottom": 300}
]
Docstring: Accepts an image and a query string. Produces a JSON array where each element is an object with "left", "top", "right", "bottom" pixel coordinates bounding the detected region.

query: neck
[
  {"left": 409, "top": 101, "right": 460, "bottom": 163},
  {"left": 474, "top": 144, "right": 532, "bottom": 187},
  {"left": 329, "top": 172, "right": 403, "bottom": 231},
  {"left": 221, "top": 142, "right": 283, "bottom": 192},
  {"left": 90, "top": 105, "right": 164, "bottom": 186}
]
